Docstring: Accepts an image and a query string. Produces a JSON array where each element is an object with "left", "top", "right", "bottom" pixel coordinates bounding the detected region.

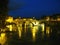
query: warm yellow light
[
  {"left": 12, "top": 24, "right": 17, "bottom": 31},
  {"left": 9, "top": 25, "right": 12, "bottom": 31},
  {"left": 32, "top": 21, "right": 39, "bottom": 26},
  {"left": 17, "top": 24, "right": 22, "bottom": 38},
  {"left": 40, "top": 23, "right": 45, "bottom": 32},
  {"left": 29, "top": 19, "right": 33, "bottom": 21},
  {"left": 0, "top": 33, "right": 7, "bottom": 45},
  {"left": 24, "top": 23, "right": 27, "bottom": 33},
  {"left": 32, "top": 26, "right": 38, "bottom": 41},
  {"left": 6, "top": 25, "right": 12, "bottom": 31},
  {"left": 46, "top": 30, "right": 50, "bottom": 34},
  {"left": 32, "top": 32, "right": 35, "bottom": 41},
  {"left": 46, "top": 17, "right": 50, "bottom": 21},
  {"left": 57, "top": 18, "right": 60, "bottom": 21},
  {"left": 30, "top": 23, "right": 33, "bottom": 28},
  {"left": 32, "top": 29, "right": 36, "bottom": 41},
  {"left": 18, "top": 27, "right": 22, "bottom": 38},
  {"left": 23, "top": 18, "right": 26, "bottom": 21},
  {"left": 46, "top": 27, "right": 50, "bottom": 34},
  {"left": 26, "top": 21, "right": 29, "bottom": 25},
  {"left": 6, "top": 17, "right": 13, "bottom": 23}
]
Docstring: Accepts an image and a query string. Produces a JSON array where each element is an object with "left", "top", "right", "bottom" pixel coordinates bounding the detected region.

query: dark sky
[{"left": 8, "top": 0, "right": 60, "bottom": 18}]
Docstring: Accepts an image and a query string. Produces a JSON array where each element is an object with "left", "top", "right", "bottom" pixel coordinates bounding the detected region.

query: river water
[{"left": 0, "top": 25, "right": 60, "bottom": 45}]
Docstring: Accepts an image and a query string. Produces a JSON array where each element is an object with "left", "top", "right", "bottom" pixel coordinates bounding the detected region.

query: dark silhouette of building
[{"left": 0, "top": 0, "right": 8, "bottom": 28}]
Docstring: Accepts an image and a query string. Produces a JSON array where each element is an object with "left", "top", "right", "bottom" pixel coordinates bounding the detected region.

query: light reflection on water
[
  {"left": 0, "top": 25, "right": 58, "bottom": 45},
  {"left": 0, "top": 33, "right": 7, "bottom": 45},
  {"left": 41, "top": 32, "right": 45, "bottom": 39},
  {"left": 31, "top": 26, "right": 38, "bottom": 41},
  {"left": 18, "top": 26, "right": 22, "bottom": 38}
]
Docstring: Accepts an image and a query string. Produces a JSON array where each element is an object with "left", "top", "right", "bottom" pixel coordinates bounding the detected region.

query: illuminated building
[{"left": 5, "top": 16, "right": 13, "bottom": 23}]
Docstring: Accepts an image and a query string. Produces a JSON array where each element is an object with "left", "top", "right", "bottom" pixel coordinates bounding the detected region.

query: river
[{"left": 0, "top": 25, "right": 60, "bottom": 45}]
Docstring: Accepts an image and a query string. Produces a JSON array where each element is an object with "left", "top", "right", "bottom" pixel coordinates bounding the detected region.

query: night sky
[{"left": 8, "top": 0, "right": 60, "bottom": 18}]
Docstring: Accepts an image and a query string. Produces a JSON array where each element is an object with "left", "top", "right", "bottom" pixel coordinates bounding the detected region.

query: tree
[{"left": 0, "top": 0, "right": 8, "bottom": 28}]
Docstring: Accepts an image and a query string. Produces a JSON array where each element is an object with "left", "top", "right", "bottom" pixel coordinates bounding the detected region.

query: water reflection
[
  {"left": 32, "top": 26, "right": 38, "bottom": 41},
  {"left": 18, "top": 26, "right": 22, "bottom": 38},
  {"left": 46, "top": 27, "right": 50, "bottom": 37},
  {"left": 41, "top": 32, "right": 45, "bottom": 39},
  {"left": 0, "top": 23, "right": 59, "bottom": 45},
  {"left": 0, "top": 33, "right": 7, "bottom": 45},
  {"left": 6, "top": 25, "right": 13, "bottom": 31}
]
